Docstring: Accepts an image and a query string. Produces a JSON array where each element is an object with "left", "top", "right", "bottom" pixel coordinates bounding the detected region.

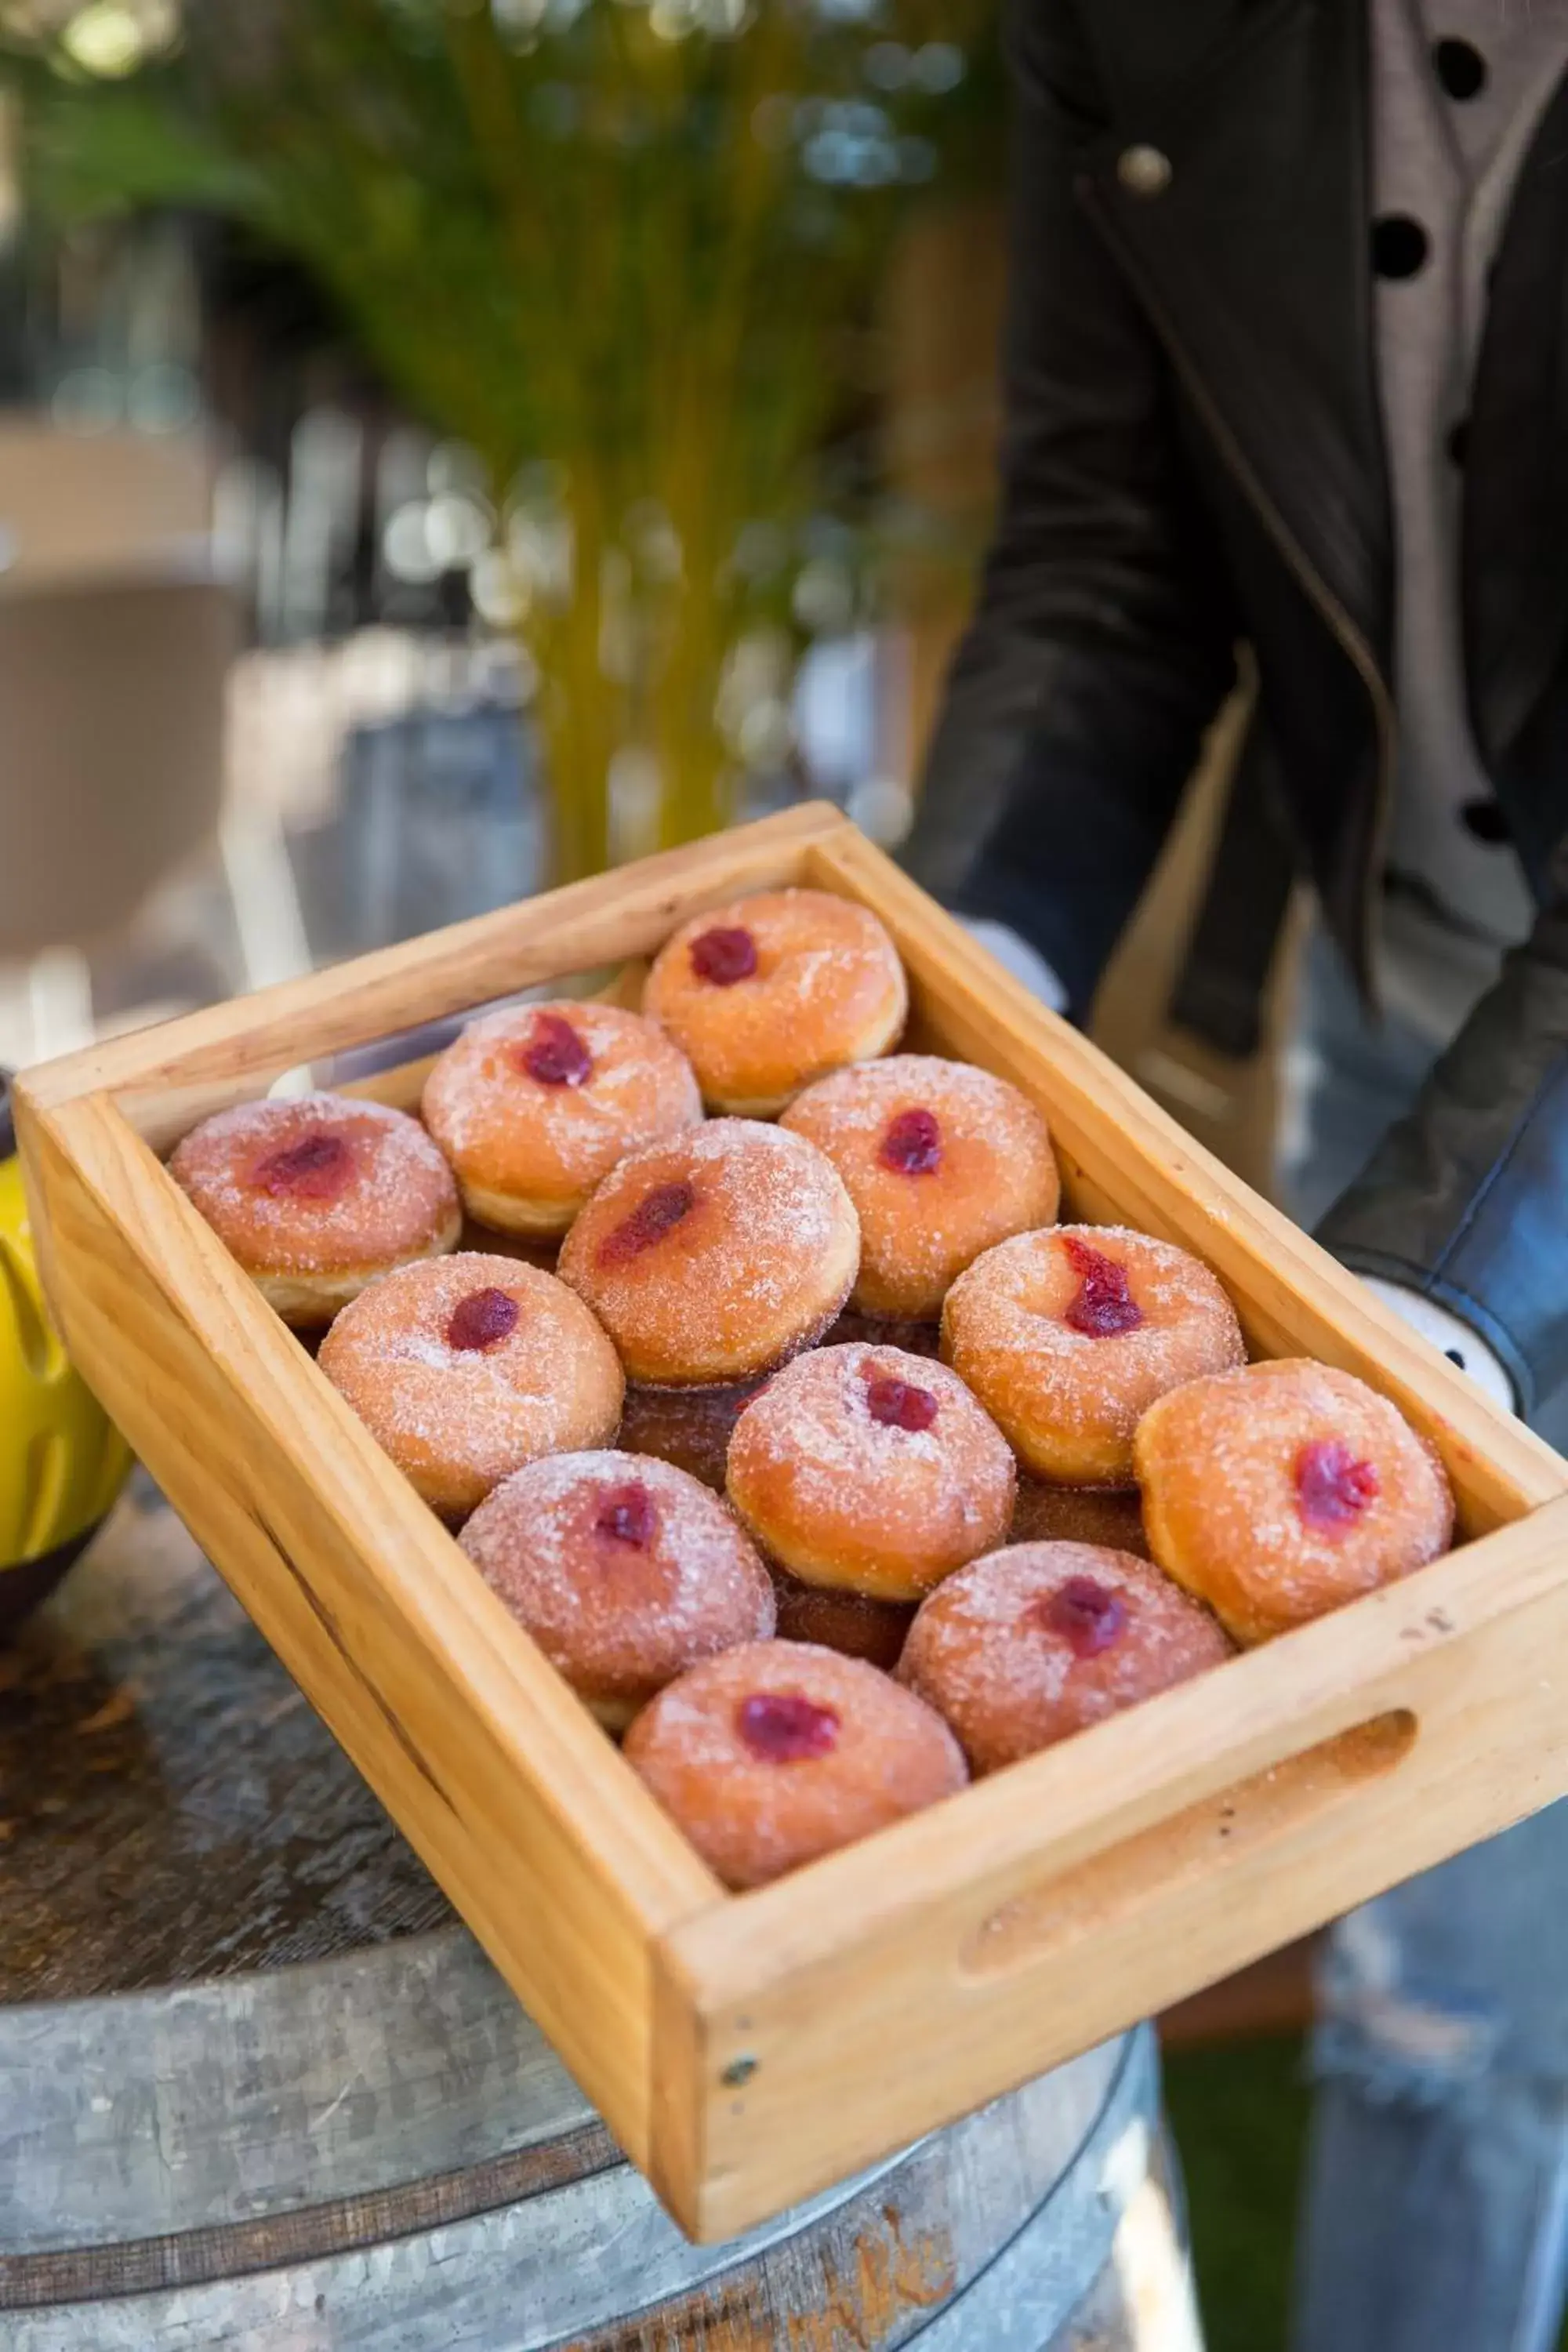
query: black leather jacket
[{"left": 906, "top": 0, "right": 1568, "bottom": 1415}]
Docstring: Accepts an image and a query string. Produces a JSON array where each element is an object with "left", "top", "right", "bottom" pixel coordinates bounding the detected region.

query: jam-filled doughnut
[
  {"left": 1134, "top": 1358, "right": 1455, "bottom": 1644},
  {"left": 898, "top": 1541, "right": 1232, "bottom": 1774},
  {"left": 623, "top": 1639, "right": 967, "bottom": 1887},
  {"left": 318, "top": 1252, "right": 623, "bottom": 1516},
  {"left": 942, "top": 1225, "right": 1245, "bottom": 1487},
  {"left": 169, "top": 1091, "right": 460, "bottom": 1326},
  {"left": 422, "top": 1000, "right": 702, "bottom": 1239},
  {"left": 459, "top": 1450, "right": 775, "bottom": 1730},
  {"left": 642, "top": 888, "right": 906, "bottom": 1115},
  {"left": 726, "top": 1341, "right": 1016, "bottom": 1603},
  {"left": 557, "top": 1120, "right": 858, "bottom": 1387},
  {"left": 780, "top": 1054, "right": 1059, "bottom": 1320}
]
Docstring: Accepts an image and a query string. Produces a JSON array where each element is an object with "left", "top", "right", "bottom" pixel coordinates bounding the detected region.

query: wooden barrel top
[{"left": 1, "top": 1472, "right": 451, "bottom": 2004}]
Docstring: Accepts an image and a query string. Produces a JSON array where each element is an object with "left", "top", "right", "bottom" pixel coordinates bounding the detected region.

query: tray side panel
[
  {"left": 661, "top": 1497, "right": 1568, "bottom": 2237},
  {"left": 805, "top": 833, "right": 1568, "bottom": 1532},
  {"left": 18, "top": 1094, "right": 724, "bottom": 2171}
]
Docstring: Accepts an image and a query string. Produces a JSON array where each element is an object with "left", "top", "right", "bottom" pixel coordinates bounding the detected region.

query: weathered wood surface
[{"left": 1, "top": 1479, "right": 449, "bottom": 1999}]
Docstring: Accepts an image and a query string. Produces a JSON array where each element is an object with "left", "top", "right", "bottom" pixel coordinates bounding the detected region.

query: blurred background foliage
[{"left": 0, "top": 0, "right": 1002, "bottom": 878}]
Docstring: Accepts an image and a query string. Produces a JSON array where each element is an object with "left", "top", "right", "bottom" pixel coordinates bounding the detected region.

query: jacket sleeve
[
  {"left": 1318, "top": 852, "right": 1568, "bottom": 1417},
  {"left": 902, "top": 0, "right": 1238, "bottom": 1016}
]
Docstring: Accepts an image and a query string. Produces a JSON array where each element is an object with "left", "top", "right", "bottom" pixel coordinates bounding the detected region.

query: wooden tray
[{"left": 16, "top": 803, "right": 1568, "bottom": 2243}]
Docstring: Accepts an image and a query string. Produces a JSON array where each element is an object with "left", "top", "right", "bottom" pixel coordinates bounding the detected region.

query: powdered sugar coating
[
  {"left": 726, "top": 1341, "right": 1016, "bottom": 1603},
  {"left": 643, "top": 888, "right": 907, "bottom": 1113},
  {"left": 898, "top": 1541, "right": 1232, "bottom": 1773},
  {"left": 782, "top": 1055, "right": 1060, "bottom": 1319},
  {"left": 1134, "top": 1358, "right": 1455, "bottom": 1644},
  {"left": 169, "top": 1092, "right": 459, "bottom": 1309},
  {"left": 459, "top": 1450, "right": 775, "bottom": 1725},
  {"left": 557, "top": 1120, "right": 860, "bottom": 1387},
  {"left": 421, "top": 1001, "right": 702, "bottom": 1236},
  {"left": 942, "top": 1225, "right": 1246, "bottom": 1486},
  {"left": 623, "top": 1639, "right": 967, "bottom": 1887},
  {"left": 318, "top": 1251, "right": 623, "bottom": 1517}
]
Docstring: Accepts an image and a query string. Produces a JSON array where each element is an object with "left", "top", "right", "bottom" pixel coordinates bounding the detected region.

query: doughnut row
[{"left": 165, "top": 883, "right": 1458, "bottom": 1889}]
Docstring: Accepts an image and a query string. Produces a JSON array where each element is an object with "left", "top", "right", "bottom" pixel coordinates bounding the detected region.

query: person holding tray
[{"left": 905, "top": 7, "right": 1568, "bottom": 2350}]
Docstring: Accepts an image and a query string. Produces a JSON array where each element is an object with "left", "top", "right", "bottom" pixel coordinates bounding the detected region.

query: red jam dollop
[
  {"left": 1295, "top": 1438, "right": 1380, "bottom": 1532},
  {"left": 865, "top": 1374, "right": 939, "bottom": 1432},
  {"left": 447, "top": 1287, "right": 521, "bottom": 1352},
  {"left": 518, "top": 1011, "right": 593, "bottom": 1087},
  {"left": 1061, "top": 1235, "right": 1145, "bottom": 1338},
  {"left": 736, "top": 1691, "right": 840, "bottom": 1762},
  {"left": 880, "top": 1107, "right": 942, "bottom": 1175},
  {"left": 599, "top": 1179, "right": 696, "bottom": 1265},
  {"left": 594, "top": 1480, "right": 657, "bottom": 1548},
  {"left": 689, "top": 926, "right": 759, "bottom": 986},
  {"left": 253, "top": 1129, "right": 354, "bottom": 1202},
  {"left": 1040, "top": 1575, "right": 1127, "bottom": 1658}
]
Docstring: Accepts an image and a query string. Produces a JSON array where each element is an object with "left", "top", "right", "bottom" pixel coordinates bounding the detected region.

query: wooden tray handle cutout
[{"left": 960, "top": 1709, "right": 1418, "bottom": 1983}]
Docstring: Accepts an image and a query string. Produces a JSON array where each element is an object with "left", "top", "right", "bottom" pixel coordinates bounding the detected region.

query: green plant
[{"left": 2, "top": 0, "right": 993, "bottom": 877}]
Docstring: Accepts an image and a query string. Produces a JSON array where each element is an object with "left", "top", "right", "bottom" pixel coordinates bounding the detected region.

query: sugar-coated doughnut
[
  {"left": 642, "top": 887, "right": 906, "bottom": 1115},
  {"left": 318, "top": 1252, "right": 623, "bottom": 1516},
  {"left": 557, "top": 1120, "right": 858, "bottom": 1387},
  {"left": 726, "top": 1341, "right": 1016, "bottom": 1603},
  {"left": 781, "top": 1055, "right": 1059, "bottom": 1319},
  {"left": 169, "top": 1091, "right": 460, "bottom": 1326},
  {"left": 769, "top": 1569, "right": 916, "bottom": 1671},
  {"left": 898, "top": 1541, "right": 1232, "bottom": 1773},
  {"left": 1011, "top": 1479, "right": 1149, "bottom": 1557},
  {"left": 459, "top": 1450, "right": 775, "bottom": 1730},
  {"left": 942, "top": 1225, "right": 1246, "bottom": 1487},
  {"left": 623, "top": 1639, "right": 967, "bottom": 1887},
  {"left": 1134, "top": 1358, "right": 1455, "bottom": 1643},
  {"left": 421, "top": 1001, "right": 702, "bottom": 1238}
]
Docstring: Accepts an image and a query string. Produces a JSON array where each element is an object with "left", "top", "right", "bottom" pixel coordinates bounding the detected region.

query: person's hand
[
  {"left": 958, "top": 916, "right": 1068, "bottom": 1011},
  {"left": 1362, "top": 1278, "right": 1516, "bottom": 1411}
]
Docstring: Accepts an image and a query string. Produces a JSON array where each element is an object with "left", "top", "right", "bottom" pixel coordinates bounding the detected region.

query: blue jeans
[{"left": 1284, "top": 927, "right": 1568, "bottom": 2352}]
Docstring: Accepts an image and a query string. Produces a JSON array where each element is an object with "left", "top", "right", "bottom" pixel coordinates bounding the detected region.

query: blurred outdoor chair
[
  {"left": 0, "top": 419, "right": 213, "bottom": 588},
  {"left": 0, "top": 570, "right": 238, "bottom": 962},
  {"left": 0, "top": 423, "right": 241, "bottom": 1066}
]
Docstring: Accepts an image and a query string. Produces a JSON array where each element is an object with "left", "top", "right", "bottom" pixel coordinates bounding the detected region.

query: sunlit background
[{"left": 0, "top": 0, "right": 1007, "bottom": 1073}]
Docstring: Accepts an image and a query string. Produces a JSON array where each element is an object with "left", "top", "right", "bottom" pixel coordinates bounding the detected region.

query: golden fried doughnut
[
  {"left": 169, "top": 1091, "right": 459, "bottom": 1327},
  {"left": 780, "top": 1054, "right": 1059, "bottom": 1320},
  {"left": 1134, "top": 1357, "right": 1455, "bottom": 1642},
  {"left": 318, "top": 1251, "right": 622, "bottom": 1516},
  {"left": 623, "top": 1639, "right": 966, "bottom": 1887},
  {"left": 421, "top": 1000, "right": 702, "bottom": 1238},
  {"left": 898, "top": 1540, "right": 1232, "bottom": 1773},
  {"left": 642, "top": 887, "right": 906, "bottom": 1114},
  {"left": 726, "top": 1341, "right": 1015, "bottom": 1603},
  {"left": 557, "top": 1120, "right": 858, "bottom": 1387},
  {"left": 942, "top": 1225, "right": 1245, "bottom": 1486},
  {"left": 460, "top": 1450, "right": 774, "bottom": 1730}
]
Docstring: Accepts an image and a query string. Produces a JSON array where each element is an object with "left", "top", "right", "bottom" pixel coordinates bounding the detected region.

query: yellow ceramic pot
[{"left": 0, "top": 1078, "right": 132, "bottom": 1631}]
